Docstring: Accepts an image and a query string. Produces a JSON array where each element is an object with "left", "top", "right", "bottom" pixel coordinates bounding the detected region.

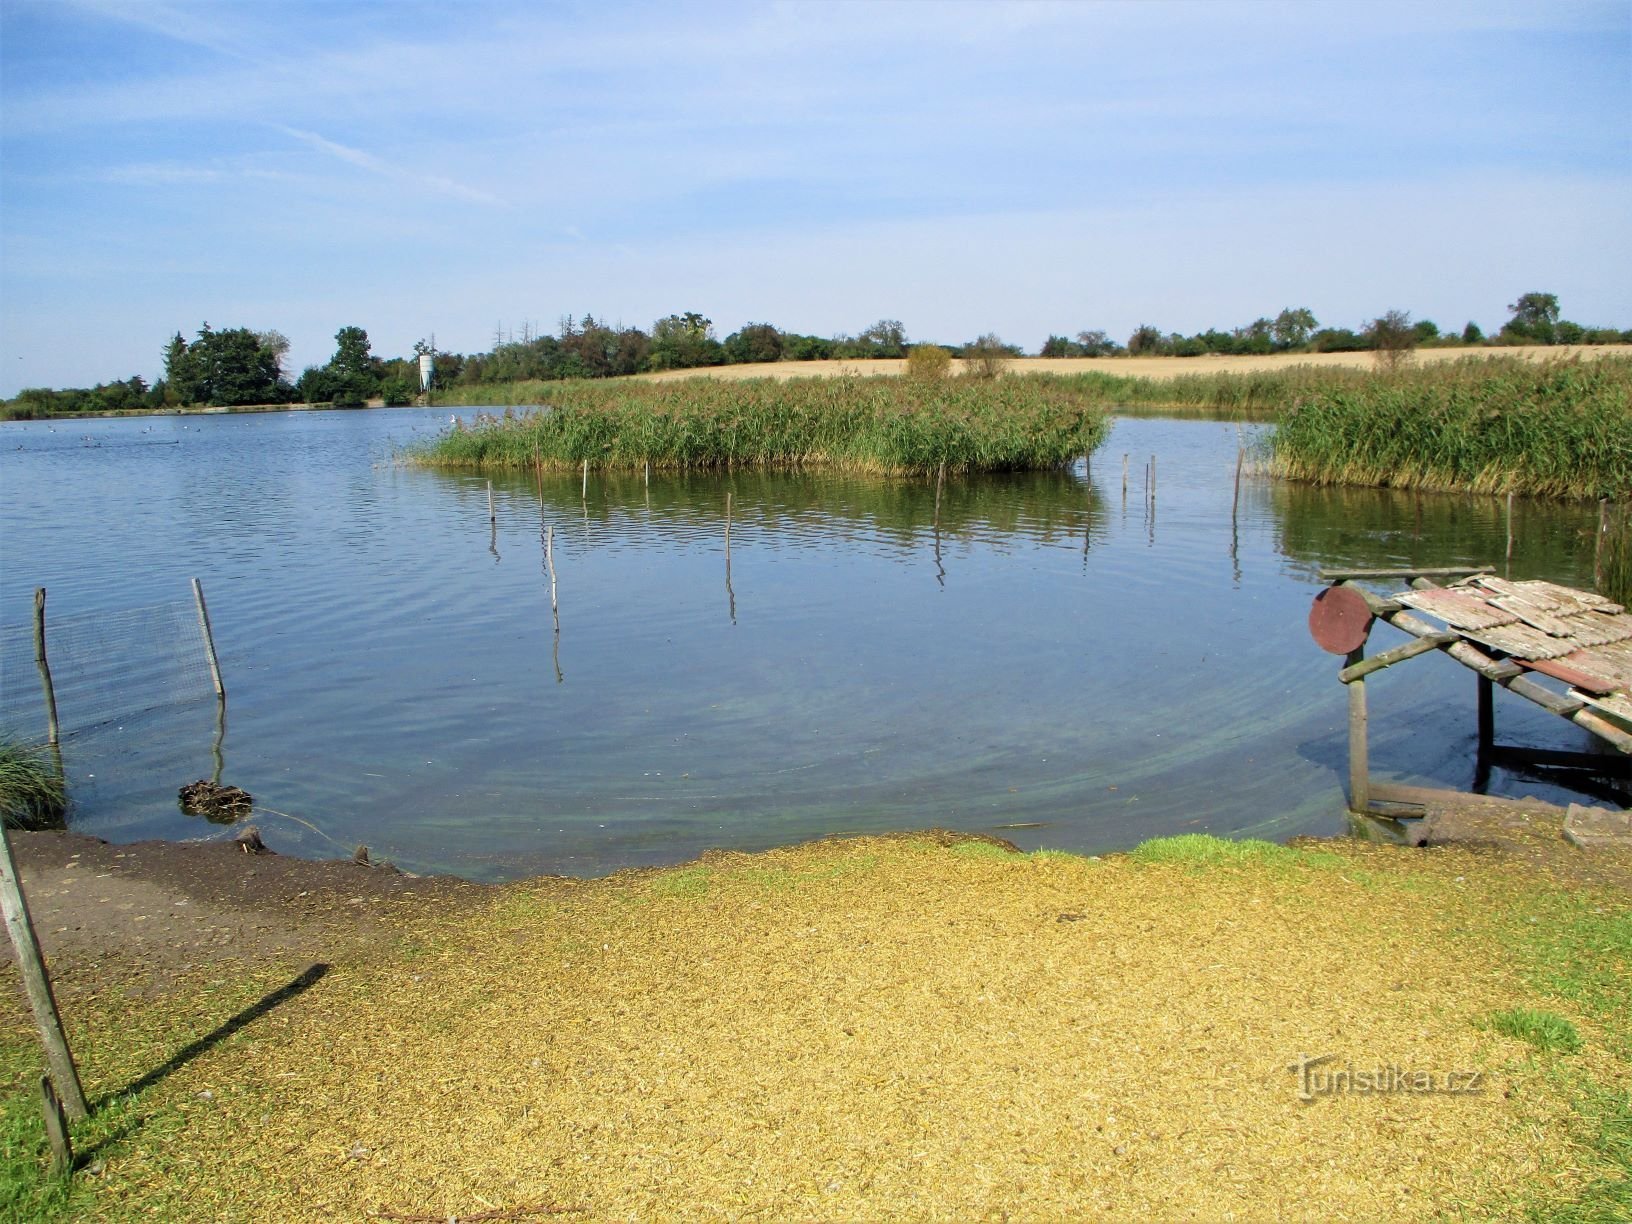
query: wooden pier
[{"left": 1309, "top": 567, "right": 1632, "bottom": 827}]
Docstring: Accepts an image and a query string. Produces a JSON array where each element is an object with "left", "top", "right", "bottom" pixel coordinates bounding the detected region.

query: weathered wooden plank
[
  {"left": 1520, "top": 657, "right": 1620, "bottom": 694},
  {"left": 1462, "top": 621, "right": 1577, "bottom": 660},
  {"left": 1320, "top": 566, "right": 1493, "bottom": 581},
  {"left": 1339, "top": 632, "right": 1457, "bottom": 682},
  {"left": 1396, "top": 587, "right": 1519, "bottom": 631}
]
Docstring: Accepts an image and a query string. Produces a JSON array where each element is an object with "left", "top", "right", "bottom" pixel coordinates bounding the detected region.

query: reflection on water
[{"left": 0, "top": 408, "right": 1618, "bottom": 880}]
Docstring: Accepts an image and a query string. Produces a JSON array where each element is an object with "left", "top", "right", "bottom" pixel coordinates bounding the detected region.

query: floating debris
[{"left": 178, "top": 780, "right": 254, "bottom": 822}]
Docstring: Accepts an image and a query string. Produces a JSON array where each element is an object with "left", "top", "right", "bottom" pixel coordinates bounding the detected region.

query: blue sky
[{"left": 1, "top": 0, "right": 1628, "bottom": 395}]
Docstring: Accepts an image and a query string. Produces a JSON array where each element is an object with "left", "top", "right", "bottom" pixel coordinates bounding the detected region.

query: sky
[{"left": 0, "top": 0, "right": 1628, "bottom": 396}]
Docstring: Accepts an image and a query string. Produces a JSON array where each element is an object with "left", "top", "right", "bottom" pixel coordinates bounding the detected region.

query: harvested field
[
  {"left": 630, "top": 345, "right": 1632, "bottom": 384},
  {"left": 2, "top": 826, "right": 1627, "bottom": 1221}
]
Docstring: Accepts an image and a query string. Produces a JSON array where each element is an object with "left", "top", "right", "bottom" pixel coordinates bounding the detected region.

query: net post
[
  {"left": 192, "top": 578, "right": 225, "bottom": 700},
  {"left": 32, "top": 589, "right": 60, "bottom": 747}
]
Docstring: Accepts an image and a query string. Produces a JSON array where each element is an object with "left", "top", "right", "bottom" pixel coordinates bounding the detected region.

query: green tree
[
  {"left": 1075, "top": 330, "right": 1120, "bottom": 356},
  {"left": 325, "top": 325, "right": 382, "bottom": 404},
  {"left": 1365, "top": 310, "right": 1417, "bottom": 371},
  {"left": 723, "top": 323, "right": 785, "bottom": 365},
  {"left": 648, "top": 312, "right": 723, "bottom": 370},
  {"left": 164, "top": 323, "right": 287, "bottom": 406},
  {"left": 1461, "top": 321, "right": 1484, "bottom": 345},
  {"left": 1271, "top": 307, "right": 1318, "bottom": 350},
  {"left": 962, "top": 333, "right": 1011, "bottom": 380},
  {"left": 1127, "top": 324, "right": 1164, "bottom": 356}
]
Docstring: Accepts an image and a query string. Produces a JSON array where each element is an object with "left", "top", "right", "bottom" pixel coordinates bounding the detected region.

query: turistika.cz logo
[{"left": 1288, "top": 1053, "right": 1485, "bottom": 1103}]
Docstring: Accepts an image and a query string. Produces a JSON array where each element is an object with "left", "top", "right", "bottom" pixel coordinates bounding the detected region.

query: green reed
[
  {"left": 1268, "top": 357, "right": 1632, "bottom": 500},
  {"left": 0, "top": 735, "right": 66, "bottom": 830},
  {"left": 413, "top": 375, "right": 1109, "bottom": 475}
]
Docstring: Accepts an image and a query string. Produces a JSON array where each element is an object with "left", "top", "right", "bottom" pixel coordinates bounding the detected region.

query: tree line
[{"left": 4, "top": 293, "right": 1625, "bottom": 417}]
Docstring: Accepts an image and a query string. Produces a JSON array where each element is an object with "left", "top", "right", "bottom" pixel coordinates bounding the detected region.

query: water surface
[{"left": 0, "top": 407, "right": 1614, "bottom": 879}]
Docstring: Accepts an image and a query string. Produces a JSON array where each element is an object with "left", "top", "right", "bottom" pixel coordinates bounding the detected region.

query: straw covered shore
[{"left": 1, "top": 819, "right": 1627, "bottom": 1221}]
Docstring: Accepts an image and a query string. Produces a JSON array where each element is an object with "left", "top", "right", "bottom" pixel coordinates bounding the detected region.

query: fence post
[
  {"left": 192, "top": 578, "right": 225, "bottom": 700},
  {"left": 0, "top": 822, "right": 88, "bottom": 1120},
  {"left": 32, "top": 590, "right": 60, "bottom": 747}
]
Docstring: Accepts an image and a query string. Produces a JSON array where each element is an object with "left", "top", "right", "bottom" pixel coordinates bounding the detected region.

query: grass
[
  {"left": 1484, "top": 1007, "right": 1585, "bottom": 1054},
  {"left": 0, "top": 736, "right": 65, "bottom": 831},
  {"left": 1127, "top": 833, "right": 1341, "bottom": 870},
  {"left": 412, "top": 375, "right": 1109, "bottom": 476},
  {"left": 1267, "top": 356, "right": 1632, "bottom": 500}
]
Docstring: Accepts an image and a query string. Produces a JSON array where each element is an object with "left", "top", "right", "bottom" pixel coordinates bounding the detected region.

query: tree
[
  {"left": 1127, "top": 324, "right": 1164, "bottom": 356},
  {"left": 723, "top": 323, "right": 785, "bottom": 365},
  {"left": 1271, "top": 307, "right": 1318, "bottom": 350},
  {"left": 1075, "top": 330, "right": 1120, "bottom": 357},
  {"left": 1365, "top": 310, "right": 1417, "bottom": 371},
  {"left": 647, "top": 312, "right": 723, "bottom": 370},
  {"left": 326, "top": 325, "right": 382, "bottom": 404},
  {"left": 858, "top": 319, "right": 907, "bottom": 358},
  {"left": 962, "top": 333, "right": 1010, "bottom": 380},
  {"left": 1461, "top": 321, "right": 1484, "bottom": 345},
  {"left": 1039, "top": 335, "right": 1082, "bottom": 358},
  {"left": 1507, "top": 292, "right": 1560, "bottom": 340},
  {"left": 256, "top": 330, "right": 292, "bottom": 381},
  {"left": 163, "top": 323, "right": 287, "bottom": 406}
]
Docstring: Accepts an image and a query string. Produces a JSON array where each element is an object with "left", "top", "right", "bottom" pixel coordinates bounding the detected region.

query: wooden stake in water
[
  {"left": 192, "top": 577, "right": 225, "bottom": 700},
  {"left": 725, "top": 492, "right": 736, "bottom": 623},
  {"left": 545, "top": 524, "right": 558, "bottom": 627},
  {"left": 0, "top": 822, "right": 88, "bottom": 1120},
  {"left": 487, "top": 480, "right": 495, "bottom": 524},
  {"left": 1149, "top": 454, "right": 1157, "bottom": 506},
  {"left": 32, "top": 588, "right": 59, "bottom": 747},
  {"left": 1598, "top": 499, "right": 1610, "bottom": 588},
  {"left": 934, "top": 462, "right": 945, "bottom": 528},
  {"left": 582, "top": 459, "right": 588, "bottom": 498},
  {"left": 1233, "top": 447, "right": 1244, "bottom": 514},
  {"left": 1505, "top": 491, "right": 1514, "bottom": 565},
  {"left": 1121, "top": 453, "right": 1129, "bottom": 502}
]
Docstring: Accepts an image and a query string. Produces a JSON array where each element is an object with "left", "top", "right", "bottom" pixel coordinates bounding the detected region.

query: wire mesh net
[{"left": 0, "top": 598, "right": 217, "bottom": 741}]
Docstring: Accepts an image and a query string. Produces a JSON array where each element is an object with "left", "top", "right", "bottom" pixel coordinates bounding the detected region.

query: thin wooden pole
[
  {"left": 1149, "top": 454, "right": 1156, "bottom": 506},
  {"left": 1597, "top": 499, "right": 1609, "bottom": 588},
  {"left": 1345, "top": 646, "right": 1369, "bottom": 814},
  {"left": 32, "top": 589, "right": 59, "bottom": 748},
  {"left": 545, "top": 524, "right": 558, "bottom": 626},
  {"left": 1233, "top": 447, "right": 1244, "bottom": 514},
  {"left": 724, "top": 491, "right": 733, "bottom": 560},
  {"left": 39, "top": 1075, "right": 72, "bottom": 1172},
  {"left": 0, "top": 822, "right": 88, "bottom": 1120},
  {"left": 1121, "top": 453, "right": 1129, "bottom": 502},
  {"left": 934, "top": 462, "right": 945, "bottom": 527},
  {"left": 1505, "top": 492, "right": 1514, "bottom": 566},
  {"left": 487, "top": 480, "right": 496, "bottom": 524},
  {"left": 581, "top": 459, "right": 588, "bottom": 498},
  {"left": 191, "top": 578, "right": 225, "bottom": 699}
]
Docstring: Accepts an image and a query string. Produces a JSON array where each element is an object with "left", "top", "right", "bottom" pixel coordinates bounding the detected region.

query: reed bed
[
  {"left": 414, "top": 376, "right": 1109, "bottom": 475},
  {"left": 0, "top": 735, "right": 65, "bottom": 830},
  {"left": 1055, "top": 364, "right": 1375, "bottom": 417},
  {"left": 1268, "top": 357, "right": 1632, "bottom": 500}
]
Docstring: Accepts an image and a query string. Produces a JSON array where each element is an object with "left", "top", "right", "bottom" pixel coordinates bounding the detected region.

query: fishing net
[{"left": 0, "top": 598, "right": 217, "bottom": 741}]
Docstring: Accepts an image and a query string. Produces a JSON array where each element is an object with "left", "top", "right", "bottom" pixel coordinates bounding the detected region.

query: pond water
[{"left": 0, "top": 406, "right": 1616, "bottom": 880}]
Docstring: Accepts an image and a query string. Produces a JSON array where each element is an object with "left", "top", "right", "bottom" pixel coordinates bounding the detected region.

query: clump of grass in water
[
  {"left": 1268, "top": 356, "right": 1632, "bottom": 500},
  {"left": 1484, "top": 1006, "right": 1584, "bottom": 1054},
  {"left": 1598, "top": 502, "right": 1632, "bottom": 607},
  {"left": 0, "top": 735, "right": 65, "bottom": 830},
  {"left": 411, "top": 375, "right": 1110, "bottom": 476}
]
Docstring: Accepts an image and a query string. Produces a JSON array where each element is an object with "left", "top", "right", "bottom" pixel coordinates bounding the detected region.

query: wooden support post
[
  {"left": 581, "top": 459, "right": 588, "bottom": 498},
  {"left": 1149, "top": 454, "right": 1156, "bottom": 505},
  {"left": 934, "top": 462, "right": 944, "bottom": 528},
  {"left": 1598, "top": 499, "right": 1609, "bottom": 588},
  {"left": 39, "top": 1075, "right": 72, "bottom": 1173},
  {"left": 1478, "top": 674, "right": 1494, "bottom": 754},
  {"left": 487, "top": 480, "right": 495, "bottom": 524},
  {"left": 1121, "top": 453, "right": 1129, "bottom": 501},
  {"left": 0, "top": 823, "right": 88, "bottom": 1120},
  {"left": 1233, "top": 447, "right": 1244, "bottom": 513},
  {"left": 191, "top": 578, "right": 225, "bottom": 700},
  {"left": 32, "top": 589, "right": 59, "bottom": 748},
  {"left": 1346, "top": 646, "right": 1369, "bottom": 813},
  {"left": 545, "top": 524, "right": 558, "bottom": 626},
  {"left": 1504, "top": 492, "right": 1514, "bottom": 566}
]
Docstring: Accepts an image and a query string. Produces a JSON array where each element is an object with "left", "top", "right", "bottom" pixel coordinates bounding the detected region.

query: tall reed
[
  {"left": 414, "top": 375, "right": 1109, "bottom": 475},
  {"left": 0, "top": 735, "right": 66, "bottom": 830},
  {"left": 1268, "top": 357, "right": 1632, "bottom": 500}
]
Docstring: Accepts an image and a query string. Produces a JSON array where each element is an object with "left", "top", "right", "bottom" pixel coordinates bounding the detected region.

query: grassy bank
[
  {"left": 0, "top": 737, "right": 64, "bottom": 831},
  {"left": 416, "top": 376, "right": 1108, "bottom": 475},
  {"left": 1267, "top": 357, "right": 1632, "bottom": 500},
  {"left": 1, "top": 830, "right": 1627, "bottom": 1221}
]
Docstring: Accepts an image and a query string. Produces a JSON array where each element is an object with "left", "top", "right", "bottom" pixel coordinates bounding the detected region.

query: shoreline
[
  {"left": 3, "top": 815, "right": 1626, "bottom": 1220},
  {"left": 6, "top": 344, "right": 1629, "bottom": 421}
]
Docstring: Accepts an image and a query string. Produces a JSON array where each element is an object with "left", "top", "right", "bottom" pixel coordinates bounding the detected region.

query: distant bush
[
  {"left": 962, "top": 334, "right": 1011, "bottom": 380},
  {"left": 904, "top": 345, "right": 952, "bottom": 381},
  {"left": 381, "top": 378, "right": 414, "bottom": 406}
]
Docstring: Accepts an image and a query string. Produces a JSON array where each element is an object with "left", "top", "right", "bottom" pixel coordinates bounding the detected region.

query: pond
[{"left": 0, "top": 406, "right": 1616, "bottom": 880}]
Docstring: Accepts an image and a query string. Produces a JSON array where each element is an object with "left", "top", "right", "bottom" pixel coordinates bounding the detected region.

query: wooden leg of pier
[
  {"left": 1477, "top": 675, "right": 1494, "bottom": 753},
  {"left": 1346, "top": 647, "right": 1369, "bottom": 813}
]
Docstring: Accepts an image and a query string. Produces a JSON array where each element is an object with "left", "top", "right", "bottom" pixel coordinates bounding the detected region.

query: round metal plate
[{"left": 1309, "top": 585, "right": 1374, "bottom": 655}]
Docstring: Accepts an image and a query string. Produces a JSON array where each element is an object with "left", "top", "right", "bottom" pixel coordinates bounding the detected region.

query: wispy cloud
[{"left": 272, "top": 125, "right": 503, "bottom": 207}]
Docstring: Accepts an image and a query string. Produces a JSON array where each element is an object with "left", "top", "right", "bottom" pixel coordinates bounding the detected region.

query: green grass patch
[
  {"left": 1268, "top": 356, "right": 1632, "bottom": 500},
  {"left": 0, "top": 736, "right": 66, "bottom": 831},
  {"left": 412, "top": 375, "right": 1109, "bottom": 476},
  {"left": 1128, "top": 833, "right": 1342, "bottom": 870},
  {"left": 649, "top": 865, "right": 713, "bottom": 899},
  {"left": 1484, "top": 1007, "right": 1584, "bottom": 1054}
]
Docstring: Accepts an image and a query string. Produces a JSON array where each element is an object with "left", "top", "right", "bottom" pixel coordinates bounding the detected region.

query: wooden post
[
  {"left": 1504, "top": 491, "right": 1513, "bottom": 565},
  {"left": 487, "top": 480, "right": 495, "bottom": 524},
  {"left": 1233, "top": 447, "right": 1244, "bottom": 514},
  {"left": 191, "top": 578, "right": 225, "bottom": 700},
  {"left": 32, "top": 589, "right": 59, "bottom": 748},
  {"left": 545, "top": 525, "right": 558, "bottom": 625},
  {"left": 1345, "top": 646, "right": 1369, "bottom": 814},
  {"left": 0, "top": 823, "right": 88, "bottom": 1120},
  {"left": 1478, "top": 674, "right": 1494, "bottom": 754},
  {"left": 1149, "top": 454, "right": 1156, "bottom": 506},
  {"left": 581, "top": 459, "right": 588, "bottom": 498},
  {"left": 1121, "top": 453, "right": 1129, "bottom": 502},
  {"left": 1597, "top": 499, "right": 1609, "bottom": 588},
  {"left": 39, "top": 1075, "right": 72, "bottom": 1173},
  {"left": 934, "top": 462, "right": 945, "bottom": 527},
  {"left": 724, "top": 492, "right": 733, "bottom": 565}
]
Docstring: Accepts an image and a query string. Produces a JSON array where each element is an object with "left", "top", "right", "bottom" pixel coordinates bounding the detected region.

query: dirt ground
[
  {"left": 2, "top": 817, "right": 1627, "bottom": 1222},
  {"left": 635, "top": 344, "right": 1632, "bottom": 384}
]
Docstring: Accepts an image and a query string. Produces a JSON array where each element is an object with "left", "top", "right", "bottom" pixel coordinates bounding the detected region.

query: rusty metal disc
[{"left": 1309, "top": 585, "right": 1374, "bottom": 655}]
